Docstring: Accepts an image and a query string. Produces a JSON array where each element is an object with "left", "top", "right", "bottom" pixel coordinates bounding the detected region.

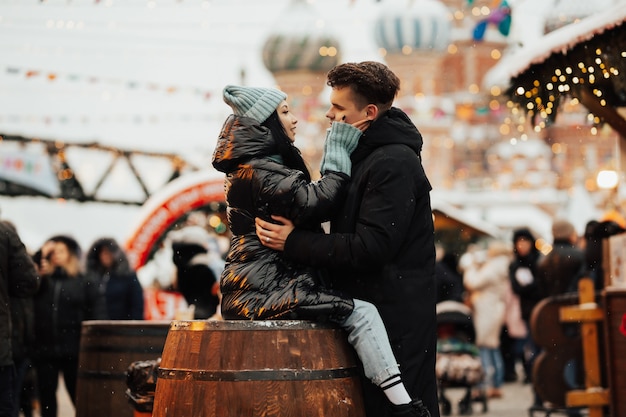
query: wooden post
[{"left": 559, "top": 278, "right": 610, "bottom": 417}]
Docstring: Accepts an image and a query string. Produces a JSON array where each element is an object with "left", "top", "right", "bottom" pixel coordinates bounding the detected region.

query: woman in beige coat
[{"left": 461, "top": 240, "right": 512, "bottom": 399}]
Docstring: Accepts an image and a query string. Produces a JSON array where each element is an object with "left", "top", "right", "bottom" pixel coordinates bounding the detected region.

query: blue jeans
[
  {"left": 479, "top": 347, "right": 504, "bottom": 389},
  {"left": 337, "top": 299, "right": 400, "bottom": 386}
]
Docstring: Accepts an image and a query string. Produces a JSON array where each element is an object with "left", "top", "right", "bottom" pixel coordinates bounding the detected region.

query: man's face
[{"left": 325, "top": 86, "right": 367, "bottom": 126}]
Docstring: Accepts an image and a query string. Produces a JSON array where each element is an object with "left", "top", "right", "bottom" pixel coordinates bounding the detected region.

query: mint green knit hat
[{"left": 223, "top": 85, "right": 287, "bottom": 123}]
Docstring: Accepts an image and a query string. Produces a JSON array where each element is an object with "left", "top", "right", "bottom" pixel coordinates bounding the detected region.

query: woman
[
  {"left": 33, "top": 235, "right": 106, "bottom": 417},
  {"left": 461, "top": 240, "right": 512, "bottom": 400},
  {"left": 211, "top": 85, "right": 430, "bottom": 417},
  {"left": 86, "top": 237, "right": 145, "bottom": 320}
]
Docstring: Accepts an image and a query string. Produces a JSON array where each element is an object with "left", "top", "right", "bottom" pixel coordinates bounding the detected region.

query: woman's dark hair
[{"left": 262, "top": 111, "right": 311, "bottom": 181}]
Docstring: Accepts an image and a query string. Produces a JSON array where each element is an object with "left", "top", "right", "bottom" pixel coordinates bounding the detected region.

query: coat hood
[
  {"left": 86, "top": 238, "right": 132, "bottom": 275},
  {"left": 351, "top": 107, "right": 423, "bottom": 165},
  {"left": 212, "top": 115, "right": 278, "bottom": 173}
]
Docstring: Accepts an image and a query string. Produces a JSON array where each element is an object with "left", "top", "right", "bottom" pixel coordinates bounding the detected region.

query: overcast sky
[
  {"left": 0, "top": 0, "right": 563, "bottom": 156},
  {"left": 0, "top": 0, "right": 383, "bottom": 159}
]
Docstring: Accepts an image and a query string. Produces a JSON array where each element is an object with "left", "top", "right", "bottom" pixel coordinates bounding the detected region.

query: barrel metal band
[{"left": 157, "top": 367, "right": 357, "bottom": 381}]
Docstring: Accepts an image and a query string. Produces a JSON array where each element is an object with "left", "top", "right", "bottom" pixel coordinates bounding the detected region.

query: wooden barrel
[
  {"left": 153, "top": 320, "right": 365, "bottom": 417},
  {"left": 75, "top": 320, "right": 171, "bottom": 417}
]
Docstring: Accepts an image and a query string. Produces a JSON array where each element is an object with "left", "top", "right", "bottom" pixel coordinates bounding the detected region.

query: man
[
  {"left": 533, "top": 219, "right": 587, "bottom": 417},
  {"left": 0, "top": 221, "right": 40, "bottom": 417},
  {"left": 536, "top": 219, "right": 585, "bottom": 298},
  {"left": 256, "top": 61, "right": 438, "bottom": 417}
]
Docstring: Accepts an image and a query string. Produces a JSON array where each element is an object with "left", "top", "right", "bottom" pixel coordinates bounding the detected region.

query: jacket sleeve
[
  {"left": 84, "top": 276, "right": 108, "bottom": 320},
  {"left": 128, "top": 273, "right": 145, "bottom": 320},
  {"left": 283, "top": 146, "right": 429, "bottom": 269},
  {"left": 259, "top": 167, "right": 350, "bottom": 227},
  {"left": 5, "top": 226, "right": 40, "bottom": 298},
  {"left": 464, "top": 259, "right": 502, "bottom": 291}
]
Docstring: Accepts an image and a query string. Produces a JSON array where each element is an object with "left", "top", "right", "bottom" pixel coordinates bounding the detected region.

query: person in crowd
[
  {"left": 500, "top": 278, "right": 527, "bottom": 383},
  {"left": 536, "top": 219, "right": 585, "bottom": 298},
  {"left": 435, "top": 244, "right": 464, "bottom": 303},
  {"left": 33, "top": 235, "right": 106, "bottom": 417},
  {"left": 86, "top": 237, "right": 145, "bottom": 320},
  {"left": 535, "top": 219, "right": 587, "bottom": 417},
  {"left": 0, "top": 221, "right": 40, "bottom": 417},
  {"left": 460, "top": 240, "right": 512, "bottom": 400},
  {"left": 213, "top": 82, "right": 430, "bottom": 417},
  {"left": 507, "top": 227, "right": 542, "bottom": 385},
  {"left": 579, "top": 219, "right": 625, "bottom": 290},
  {"left": 254, "top": 61, "right": 438, "bottom": 417},
  {"left": 169, "top": 226, "right": 220, "bottom": 319}
]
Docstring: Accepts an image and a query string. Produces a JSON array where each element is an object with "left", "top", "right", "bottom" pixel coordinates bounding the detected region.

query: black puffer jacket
[
  {"left": 212, "top": 115, "right": 355, "bottom": 321},
  {"left": 34, "top": 268, "right": 106, "bottom": 358}
]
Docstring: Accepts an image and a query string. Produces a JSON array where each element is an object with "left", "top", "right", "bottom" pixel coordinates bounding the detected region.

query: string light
[{"left": 506, "top": 20, "right": 626, "bottom": 129}]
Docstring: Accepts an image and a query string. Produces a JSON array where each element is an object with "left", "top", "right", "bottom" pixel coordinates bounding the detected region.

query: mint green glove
[{"left": 320, "top": 122, "right": 362, "bottom": 176}]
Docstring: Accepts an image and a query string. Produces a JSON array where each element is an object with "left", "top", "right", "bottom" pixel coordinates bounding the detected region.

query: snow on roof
[
  {"left": 484, "top": 2, "right": 626, "bottom": 89},
  {"left": 431, "top": 195, "right": 505, "bottom": 239}
]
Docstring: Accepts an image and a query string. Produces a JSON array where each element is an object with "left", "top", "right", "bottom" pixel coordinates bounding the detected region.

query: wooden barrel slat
[
  {"left": 152, "top": 320, "right": 365, "bottom": 417},
  {"left": 75, "top": 320, "right": 170, "bottom": 417}
]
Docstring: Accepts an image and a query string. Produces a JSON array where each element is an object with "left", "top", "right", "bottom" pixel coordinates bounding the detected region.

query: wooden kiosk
[{"left": 531, "top": 233, "right": 626, "bottom": 417}]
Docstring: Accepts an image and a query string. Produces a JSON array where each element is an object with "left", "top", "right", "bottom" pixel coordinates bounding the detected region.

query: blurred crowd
[
  {"left": 2, "top": 210, "right": 624, "bottom": 417},
  {"left": 1, "top": 212, "right": 228, "bottom": 417},
  {"left": 435, "top": 216, "right": 625, "bottom": 415}
]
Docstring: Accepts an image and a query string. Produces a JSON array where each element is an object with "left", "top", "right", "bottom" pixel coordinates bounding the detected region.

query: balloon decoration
[{"left": 472, "top": 1, "right": 511, "bottom": 41}]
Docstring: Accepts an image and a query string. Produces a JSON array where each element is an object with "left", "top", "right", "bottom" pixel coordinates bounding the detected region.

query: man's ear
[{"left": 365, "top": 104, "right": 379, "bottom": 121}]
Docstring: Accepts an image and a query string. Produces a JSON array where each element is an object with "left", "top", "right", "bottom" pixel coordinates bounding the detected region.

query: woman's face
[
  {"left": 515, "top": 238, "right": 533, "bottom": 256},
  {"left": 277, "top": 100, "right": 297, "bottom": 142},
  {"left": 99, "top": 247, "right": 114, "bottom": 269},
  {"left": 51, "top": 242, "right": 72, "bottom": 267}
]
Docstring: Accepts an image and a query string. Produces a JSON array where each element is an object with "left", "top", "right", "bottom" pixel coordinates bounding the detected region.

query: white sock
[{"left": 380, "top": 375, "right": 413, "bottom": 405}]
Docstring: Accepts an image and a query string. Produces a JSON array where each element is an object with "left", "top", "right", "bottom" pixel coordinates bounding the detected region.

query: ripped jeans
[{"left": 336, "top": 299, "right": 401, "bottom": 386}]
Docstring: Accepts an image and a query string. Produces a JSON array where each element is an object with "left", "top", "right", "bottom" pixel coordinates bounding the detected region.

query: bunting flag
[
  {"left": 0, "top": 113, "right": 217, "bottom": 125},
  {"left": 472, "top": 0, "right": 511, "bottom": 41},
  {"left": 4, "top": 65, "right": 214, "bottom": 100},
  {"left": 0, "top": 148, "right": 60, "bottom": 196}
]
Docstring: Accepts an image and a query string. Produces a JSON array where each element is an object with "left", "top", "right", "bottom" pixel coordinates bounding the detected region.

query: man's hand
[{"left": 255, "top": 215, "right": 294, "bottom": 251}]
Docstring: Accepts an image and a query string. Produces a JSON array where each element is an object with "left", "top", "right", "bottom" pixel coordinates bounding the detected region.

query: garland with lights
[
  {"left": 507, "top": 20, "right": 626, "bottom": 137},
  {"left": 5, "top": 66, "right": 213, "bottom": 100}
]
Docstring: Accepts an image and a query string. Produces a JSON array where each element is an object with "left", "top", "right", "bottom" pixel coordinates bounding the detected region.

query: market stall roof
[
  {"left": 431, "top": 197, "right": 505, "bottom": 239},
  {"left": 485, "top": 2, "right": 626, "bottom": 138},
  {"left": 485, "top": 2, "right": 626, "bottom": 88}
]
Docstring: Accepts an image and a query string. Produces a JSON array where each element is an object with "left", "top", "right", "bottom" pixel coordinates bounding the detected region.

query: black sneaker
[{"left": 390, "top": 399, "right": 432, "bottom": 417}]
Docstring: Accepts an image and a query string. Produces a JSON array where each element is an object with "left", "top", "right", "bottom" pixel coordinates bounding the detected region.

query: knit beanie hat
[{"left": 223, "top": 85, "right": 286, "bottom": 123}]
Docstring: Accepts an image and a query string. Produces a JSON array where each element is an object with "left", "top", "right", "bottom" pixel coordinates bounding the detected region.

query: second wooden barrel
[
  {"left": 153, "top": 320, "right": 365, "bottom": 417},
  {"left": 75, "top": 320, "right": 171, "bottom": 417}
]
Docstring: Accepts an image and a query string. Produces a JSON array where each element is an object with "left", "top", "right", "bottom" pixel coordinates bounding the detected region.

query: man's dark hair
[{"left": 326, "top": 61, "right": 400, "bottom": 111}]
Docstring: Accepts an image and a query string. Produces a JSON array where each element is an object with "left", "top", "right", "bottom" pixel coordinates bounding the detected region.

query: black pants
[
  {"left": 0, "top": 365, "right": 16, "bottom": 417},
  {"left": 34, "top": 357, "right": 78, "bottom": 417}
]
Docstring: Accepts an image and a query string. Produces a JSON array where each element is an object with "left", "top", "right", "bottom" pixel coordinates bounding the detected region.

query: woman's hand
[
  {"left": 255, "top": 215, "right": 294, "bottom": 251},
  {"left": 351, "top": 117, "right": 371, "bottom": 132}
]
